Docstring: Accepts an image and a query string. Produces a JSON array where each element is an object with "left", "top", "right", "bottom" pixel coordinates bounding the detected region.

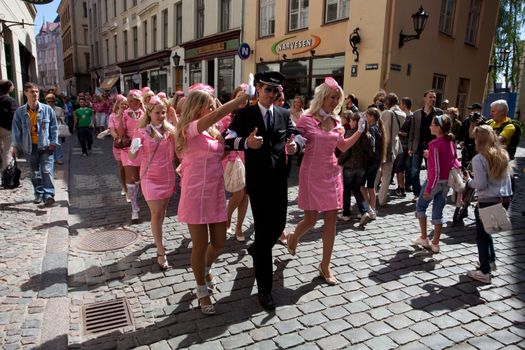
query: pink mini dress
[
  {"left": 133, "top": 127, "right": 176, "bottom": 201},
  {"left": 120, "top": 108, "right": 144, "bottom": 167},
  {"left": 178, "top": 120, "right": 227, "bottom": 224},
  {"left": 297, "top": 114, "right": 344, "bottom": 212},
  {"left": 108, "top": 112, "right": 121, "bottom": 161}
]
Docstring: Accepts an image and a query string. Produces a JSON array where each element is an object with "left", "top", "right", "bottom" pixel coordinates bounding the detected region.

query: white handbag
[
  {"left": 224, "top": 154, "right": 245, "bottom": 192},
  {"left": 478, "top": 203, "right": 512, "bottom": 234},
  {"left": 448, "top": 167, "right": 465, "bottom": 193},
  {"left": 58, "top": 124, "right": 71, "bottom": 137}
]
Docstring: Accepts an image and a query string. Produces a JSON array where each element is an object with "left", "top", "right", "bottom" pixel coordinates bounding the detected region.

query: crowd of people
[{"left": 1, "top": 73, "right": 519, "bottom": 313}]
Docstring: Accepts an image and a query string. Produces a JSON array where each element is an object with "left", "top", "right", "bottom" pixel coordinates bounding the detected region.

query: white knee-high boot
[{"left": 126, "top": 183, "right": 139, "bottom": 221}]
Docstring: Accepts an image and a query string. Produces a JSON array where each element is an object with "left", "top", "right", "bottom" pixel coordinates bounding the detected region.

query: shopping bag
[
  {"left": 1, "top": 158, "right": 21, "bottom": 189},
  {"left": 224, "top": 155, "right": 245, "bottom": 192},
  {"left": 478, "top": 203, "right": 512, "bottom": 234}
]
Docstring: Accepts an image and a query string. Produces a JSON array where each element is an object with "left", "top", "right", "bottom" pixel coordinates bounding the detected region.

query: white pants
[
  {"left": 377, "top": 160, "right": 394, "bottom": 206},
  {"left": 0, "top": 126, "right": 13, "bottom": 171},
  {"left": 95, "top": 113, "right": 108, "bottom": 128}
]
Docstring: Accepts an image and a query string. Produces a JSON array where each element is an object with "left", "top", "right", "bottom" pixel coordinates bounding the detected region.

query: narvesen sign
[
  {"left": 22, "top": 0, "right": 55, "bottom": 4},
  {"left": 271, "top": 35, "right": 321, "bottom": 56}
]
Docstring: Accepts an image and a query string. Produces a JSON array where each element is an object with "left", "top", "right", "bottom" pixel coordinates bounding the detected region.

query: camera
[{"left": 468, "top": 111, "right": 482, "bottom": 122}]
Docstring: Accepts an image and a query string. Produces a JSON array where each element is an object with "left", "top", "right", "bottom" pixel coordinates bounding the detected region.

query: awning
[{"left": 99, "top": 75, "right": 120, "bottom": 90}]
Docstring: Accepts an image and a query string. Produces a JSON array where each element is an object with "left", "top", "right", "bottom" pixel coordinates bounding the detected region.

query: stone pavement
[{"left": 2, "top": 135, "right": 525, "bottom": 349}]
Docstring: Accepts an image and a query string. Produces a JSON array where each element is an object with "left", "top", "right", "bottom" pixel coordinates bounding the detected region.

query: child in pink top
[
  {"left": 411, "top": 114, "right": 460, "bottom": 253},
  {"left": 108, "top": 95, "right": 128, "bottom": 197},
  {"left": 175, "top": 87, "right": 249, "bottom": 315}
]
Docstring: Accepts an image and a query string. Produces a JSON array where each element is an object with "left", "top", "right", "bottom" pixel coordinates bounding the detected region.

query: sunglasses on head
[{"left": 263, "top": 86, "right": 279, "bottom": 94}]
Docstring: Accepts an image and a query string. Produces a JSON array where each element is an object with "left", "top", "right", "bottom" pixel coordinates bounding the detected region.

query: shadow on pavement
[{"left": 368, "top": 248, "right": 438, "bottom": 283}]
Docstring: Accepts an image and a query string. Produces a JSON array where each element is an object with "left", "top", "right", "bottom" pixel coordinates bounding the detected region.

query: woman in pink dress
[
  {"left": 176, "top": 87, "right": 249, "bottom": 315},
  {"left": 287, "top": 77, "right": 365, "bottom": 285},
  {"left": 108, "top": 94, "right": 128, "bottom": 197},
  {"left": 119, "top": 89, "right": 145, "bottom": 223},
  {"left": 129, "top": 95, "right": 177, "bottom": 270}
]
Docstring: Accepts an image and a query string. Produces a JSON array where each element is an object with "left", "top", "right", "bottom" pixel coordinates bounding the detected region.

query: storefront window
[
  {"left": 124, "top": 74, "right": 139, "bottom": 94},
  {"left": 189, "top": 62, "right": 202, "bottom": 86},
  {"left": 218, "top": 57, "right": 234, "bottom": 103},
  {"left": 312, "top": 56, "right": 344, "bottom": 87},
  {"left": 256, "top": 63, "right": 279, "bottom": 73},
  {"left": 281, "top": 59, "right": 309, "bottom": 102},
  {"left": 150, "top": 69, "right": 167, "bottom": 93}
]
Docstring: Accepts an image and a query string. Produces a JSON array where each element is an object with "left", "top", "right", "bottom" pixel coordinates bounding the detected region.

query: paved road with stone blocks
[{"left": 1, "top": 135, "right": 524, "bottom": 349}]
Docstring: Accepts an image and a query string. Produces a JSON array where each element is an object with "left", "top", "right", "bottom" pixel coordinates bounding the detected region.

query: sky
[{"left": 33, "top": 0, "right": 61, "bottom": 33}]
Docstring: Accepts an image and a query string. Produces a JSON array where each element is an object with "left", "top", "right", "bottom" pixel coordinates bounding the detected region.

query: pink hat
[
  {"left": 128, "top": 89, "right": 142, "bottom": 100},
  {"left": 157, "top": 92, "right": 167, "bottom": 99},
  {"left": 149, "top": 95, "right": 162, "bottom": 105},
  {"left": 175, "top": 90, "right": 184, "bottom": 96},
  {"left": 115, "top": 94, "right": 127, "bottom": 102},
  {"left": 189, "top": 83, "right": 215, "bottom": 95},
  {"left": 141, "top": 87, "right": 152, "bottom": 95},
  {"left": 324, "top": 77, "right": 340, "bottom": 91}
]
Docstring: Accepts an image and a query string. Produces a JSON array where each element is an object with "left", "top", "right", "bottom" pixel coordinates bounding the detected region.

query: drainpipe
[
  {"left": 382, "top": 0, "right": 396, "bottom": 89},
  {"left": 240, "top": 0, "right": 245, "bottom": 81}
]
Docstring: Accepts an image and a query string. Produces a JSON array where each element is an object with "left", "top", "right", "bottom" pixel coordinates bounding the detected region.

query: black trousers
[
  {"left": 77, "top": 127, "right": 93, "bottom": 154},
  {"left": 247, "top": 171, "right": 288, "bottom": 294}
]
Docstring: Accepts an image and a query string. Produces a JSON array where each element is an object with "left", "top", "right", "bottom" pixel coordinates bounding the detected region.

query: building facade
[
  {"left": 58, "top": 0, "right": 91, "bottom": 96},
  {"left": 36, "top": 19, "right": 65, "bottom": 94},
  {"left": 87, "top": 0, "right": 243, "bottom": 100},
  {"left": 243, "top": 0, "right": 499, "bottom": 115},
  {"left": 0, "top": 0, "right": 38, "bottom": 104}
]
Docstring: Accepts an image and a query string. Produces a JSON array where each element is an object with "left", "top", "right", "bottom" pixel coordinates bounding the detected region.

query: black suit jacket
[{"left": 225, "top": 104, "right": 303, "bottom": 193}]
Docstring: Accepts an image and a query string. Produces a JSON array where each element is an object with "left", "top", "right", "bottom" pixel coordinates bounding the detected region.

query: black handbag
[{"left": 2, "top": 157, "right": 21, "bottom": 189}]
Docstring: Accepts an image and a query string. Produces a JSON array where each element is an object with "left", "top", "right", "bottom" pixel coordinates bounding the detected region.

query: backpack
[{"left": 489, "top": 118, "right": 523, "bottom": 160}]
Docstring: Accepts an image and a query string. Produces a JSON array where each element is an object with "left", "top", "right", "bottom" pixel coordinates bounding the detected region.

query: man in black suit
[{"left": 224, "top": 71, "right": 304, "bottom": 310}]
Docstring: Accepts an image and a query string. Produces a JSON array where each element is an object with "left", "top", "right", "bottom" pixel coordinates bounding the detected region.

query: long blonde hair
[
  {"left": 474, "top": 125, "right": 512, "bottom": 180},
  {"left": 137, "top": 100, "right": 176, "bottom": 137},
  {"left": 306, "top": 83, "right": 344, "bottom": 117},
  {"left": 175, "top": 90, "right": 219, "bottom": 154}
]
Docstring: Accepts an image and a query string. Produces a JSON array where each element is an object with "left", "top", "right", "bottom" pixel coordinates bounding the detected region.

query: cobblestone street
[{"left": 1, "top": 136, "right": 524, "bottom": 349}]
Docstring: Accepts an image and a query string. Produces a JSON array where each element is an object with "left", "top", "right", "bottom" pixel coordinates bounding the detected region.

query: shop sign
[
  {"left": 271, "top": 34, "right": 321, "bottom": 56},
  {"left": 238, "top": 43, "right": 251, "bottom": 60},
  {"left": 365, "top": 63, "right": 379, "bottom": 70},
  {"left": 196, "top": 43, "right": 225, "bottom": 55}
]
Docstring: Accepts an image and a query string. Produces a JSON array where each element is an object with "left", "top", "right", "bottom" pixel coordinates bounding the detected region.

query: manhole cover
[
  {"left": 82, "top": 298, "right": 133, "bottom": 334},
  {"left": 77, "top": 229, "right": 138, "bottom": 252}
]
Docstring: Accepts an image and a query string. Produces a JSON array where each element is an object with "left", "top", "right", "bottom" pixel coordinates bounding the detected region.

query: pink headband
[
  {"left": 189, "top": 83, "right": 215, "bottom": 95},
  {"left": 148, "top": 95, "right": 162, "bottom": 106},
  {"left": 324, "top": 77, "right": 340, "bottom": 91}
]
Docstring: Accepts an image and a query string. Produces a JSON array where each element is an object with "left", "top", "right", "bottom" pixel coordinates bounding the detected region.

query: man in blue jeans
[{"left": 11, "top": 82, "right": 58, "bottom": 206}]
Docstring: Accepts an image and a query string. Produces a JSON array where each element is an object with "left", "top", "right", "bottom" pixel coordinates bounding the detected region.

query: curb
[{"left": 39, "top": 139, "right": 71, "bottom": 348}]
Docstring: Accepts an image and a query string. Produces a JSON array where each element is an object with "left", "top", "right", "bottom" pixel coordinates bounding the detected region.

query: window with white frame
[
  {"left": 196, "top": 0, "right": 205, "bottom": 39},
  {"left": 325, "top": 0, "right": 349, "bottom": 23},
  {"left": 143, "top": 20, "right": 148, "bottom": 54},
  {"left": 220, "top": 0, "right": 230, "bottom": 32},
  {"left": 259, "top": 0, "right": 275, "bottom": 37},
  {"left": 162, "top": 9, "right": 168, "bottom": 49},
  {"left": 432, "top": 74, "right": 446, "bottom": 106},
  {"left": 152, "top": 15, "right": 157, "bottom": 52},
  {"left": 439, "top": 0, "right": 456, "bottom": 36},
  {"left": 114, "top": 34, "right": 118, "bottom": 63},
  {"left": 465, "top": 0, "right": 481, "bottom": 45},
  {"left": 175, "top": 3, "right": 182, "bottom": 45},
  {"left": 289, "top": 0, "right": 309, "bottom": 31}
]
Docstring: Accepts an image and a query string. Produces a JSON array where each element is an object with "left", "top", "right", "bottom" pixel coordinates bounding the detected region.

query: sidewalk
[{"left": 2, "top": 136, "right": 525, "bottom": 349}]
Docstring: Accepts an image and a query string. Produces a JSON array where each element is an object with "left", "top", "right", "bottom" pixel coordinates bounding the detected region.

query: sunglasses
[{"left": 263, "top": 86, "right": 279, "bottom": 94}]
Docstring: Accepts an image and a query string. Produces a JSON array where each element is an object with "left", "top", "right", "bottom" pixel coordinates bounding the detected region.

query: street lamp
[
  {"left": 399, "top": 6, "right": 429, "bottom": 48},
  {"left": 172, "top": 52, "right": 181, "bottom": 67}
]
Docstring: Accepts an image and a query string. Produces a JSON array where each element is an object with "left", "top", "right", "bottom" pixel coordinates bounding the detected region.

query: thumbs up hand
[
  {"left": 246, "top": 127, "right": 263, "bottom": 149},
  {"left": 247, "top": 73, "right": 256, "bottom": 97},
  {"left": 285, "top": 134, "right": 297, "bottom": 155}
]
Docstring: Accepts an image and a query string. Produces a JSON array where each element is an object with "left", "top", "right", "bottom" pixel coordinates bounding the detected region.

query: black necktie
[{"left": 265, "top": 109, "right": 273, "bottom": 133}]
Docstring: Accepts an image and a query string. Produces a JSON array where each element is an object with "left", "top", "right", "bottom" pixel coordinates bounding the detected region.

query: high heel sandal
[
  {"left": 157, "top": 254, "right": 170, "bottom": 270},
  {"left": 195, "top": 285, "right": 215, "bottom": 315},
  {"left": 317, "top": 265, "right": 337, "bottom": 286},
  {"left": 205, "top": 267, "right": 216, "bottom": 289}
]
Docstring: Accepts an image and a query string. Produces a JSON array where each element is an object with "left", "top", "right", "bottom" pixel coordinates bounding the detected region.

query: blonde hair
[
  {"left": 474, "top": 125, "right": 512, "bottom": 180},
  {"left": 112, "top": 97, "right": 128, "bottom": 114},
  {"left": 176, "top": 90, "right": 219, "bottom": 154},
  {"left": 137, "top": 102, "right": 176, "bottom": 137},
  {"left": 306, "top": 83, "right": 344, "bottom": 117}
]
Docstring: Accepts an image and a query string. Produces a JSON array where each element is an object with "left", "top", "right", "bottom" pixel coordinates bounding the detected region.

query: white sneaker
[
  {"left": 131, "top": 210, "right": 139, "bottom": 222},
  {"left": 339, "top": 215, "right": 351, "bottom": 222},
  {"left": 467, "top": 270, "right": 491, "bottom": 284},
  {"left": 428, "top": 242, "right": 440, "bottom": 253},
  {"left": 97, "top": 129, "right": 110, "bottom": 139},
  {"left": 368, "top": 208, "right": 377, "bottom": 220},
  {"left": 410, "top": 236, "right": 430, "bottom": 248}
]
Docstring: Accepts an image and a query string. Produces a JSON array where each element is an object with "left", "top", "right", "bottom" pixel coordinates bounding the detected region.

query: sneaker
[
  {"left": 131, "top": 210, "right": 139, "bottom": 223},
  {"left": 467, "top": 270, "right": 491, "bottom": 284},
  {"left": 428, "top": 242, "right": 440, "bottom": 253},
  {"left": 33, "top": 196, "right": 43, "bottom": 204},
  {"left": 44, "top": 197, "right": 55, "bottom": 207},
  {"left": 359, "top": 212, "right": 370, "bottom": 226},
  {"left": 412, "top": 196, "right": 419, "bottom": 203},
  {"left": 475, "top": 261, "right": 497, "bottom": 271},
  {"left": 120, "top": 189, "right": 126, "bottom": 196},
  {"left": 368, "top": 208, "right": 377, "bottom": 220},
  {"left": 81, "top": 152, "right": 88, "bottom": 157},
  {"left": 410, "top": 236, "right": 430, "bottom": 248},
  {"left": 394, "top": 188, "right": 406, "bottom": 197},
  {"left": 339, "top": 215, "right": 351, "bottom": 222},
  {"left": 97, "top": 129, "right": 110, "bottom": 139}
]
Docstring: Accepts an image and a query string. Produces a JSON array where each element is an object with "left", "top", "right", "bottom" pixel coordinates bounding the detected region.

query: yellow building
[{"left": 242, "top": 0, "right": 499, "bottom": 115}]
